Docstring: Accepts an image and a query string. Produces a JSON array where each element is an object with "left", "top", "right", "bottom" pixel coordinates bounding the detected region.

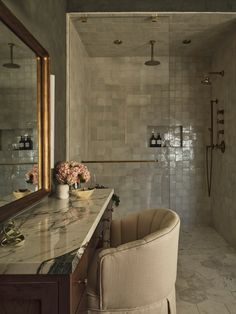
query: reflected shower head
[
  {"left": 201, "top": 76, "right": 212, "bottom": 85},
  {"left": 144, "top": 40, "right": 160, "bottom": 66},
  {"left": 2, "top": 43, "right": 20, "bottom": 69}
]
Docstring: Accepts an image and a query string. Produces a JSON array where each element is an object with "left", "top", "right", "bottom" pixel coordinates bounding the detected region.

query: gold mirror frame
[{"left": 0, "top": 1, "right": 50, "bottom": 222}]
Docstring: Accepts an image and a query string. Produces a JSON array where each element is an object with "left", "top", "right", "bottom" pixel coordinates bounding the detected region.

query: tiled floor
[{"left": 176, "top": 226, "right": 236, "bottom": 314}]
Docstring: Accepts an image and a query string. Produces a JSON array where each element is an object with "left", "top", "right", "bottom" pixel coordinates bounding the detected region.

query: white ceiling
[{"left": 71, "top": 13, "right": 236, "bottom": 57}]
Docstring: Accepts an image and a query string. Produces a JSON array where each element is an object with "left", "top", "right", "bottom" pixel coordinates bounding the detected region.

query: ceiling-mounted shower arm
[
  {"left": 9, "top": 43, "right": 14, "bottom": 64},
  {"left": 150, "top": 40, "right": 155, "bottom": 61}
]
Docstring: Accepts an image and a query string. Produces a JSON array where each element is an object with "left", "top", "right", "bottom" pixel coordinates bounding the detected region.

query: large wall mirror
[{"left": 0, "top": 1, "right": 50, "bottom": 222}]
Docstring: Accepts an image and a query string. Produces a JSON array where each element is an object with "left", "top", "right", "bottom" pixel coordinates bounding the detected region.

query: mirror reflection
[{"left": 0, "top": 20, "right": 38, "bottom": 206}]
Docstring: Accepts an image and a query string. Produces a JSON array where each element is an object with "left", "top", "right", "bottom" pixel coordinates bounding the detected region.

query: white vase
[{"left": 56, "top": 184, "right": 69, "bottom": 199}]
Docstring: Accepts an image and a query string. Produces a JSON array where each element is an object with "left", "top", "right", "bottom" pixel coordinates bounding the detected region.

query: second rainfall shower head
[
  {"left": 2, "top": 43, "right": 20, "bottom": 69},
  {"left": 144, "top": 40, "right": 160, "bottom": 66}
]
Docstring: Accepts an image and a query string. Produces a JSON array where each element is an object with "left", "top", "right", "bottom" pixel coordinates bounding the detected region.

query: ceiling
[{"left": 71, "top": 13, "right": 236, "bottom": 57}]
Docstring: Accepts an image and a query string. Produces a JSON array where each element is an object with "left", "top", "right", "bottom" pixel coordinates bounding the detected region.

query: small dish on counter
[
  {"left": 70, "top": 188, "right": 95, "bottom": 199},
  {"left": 13, "top": 189, "right": 32, "bottom": 199}
]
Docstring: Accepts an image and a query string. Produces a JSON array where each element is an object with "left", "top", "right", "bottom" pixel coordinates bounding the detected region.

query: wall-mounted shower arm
[{"left": 208, "top": 71, "right": 224, "bottom": 77}]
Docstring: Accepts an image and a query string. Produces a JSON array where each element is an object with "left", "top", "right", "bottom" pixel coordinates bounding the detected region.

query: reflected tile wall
[
  {"left": 169, "top": 57, "right": 212, "bottom": 225},
  {"left": 0, "top": 58, "right": 37, "bottom": 198},
  {"left": 212, "top": 32, "right": 236, "bottom": 248},
  {"left": 68, "top": 22, "right": 90, "bottom": 161}
]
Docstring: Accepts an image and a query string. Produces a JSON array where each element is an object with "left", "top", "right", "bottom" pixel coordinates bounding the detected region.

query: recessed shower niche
[{"left": 147, "top": 125, "right": 183, "bottom": 148}]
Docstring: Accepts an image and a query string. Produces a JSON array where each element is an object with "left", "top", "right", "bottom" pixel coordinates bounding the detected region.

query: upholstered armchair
[{"left": 87, "top": 208, "right": 180, "bottom": 314}]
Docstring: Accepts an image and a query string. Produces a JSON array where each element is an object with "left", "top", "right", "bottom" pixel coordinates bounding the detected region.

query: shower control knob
[{"left": 217, "top": 109, "right": 224, "bottom": 115}]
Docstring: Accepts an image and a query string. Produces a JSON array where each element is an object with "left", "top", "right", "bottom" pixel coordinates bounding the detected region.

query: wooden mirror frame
[{"left": 0, "top": 1, "right": 50, "bottom": 222}]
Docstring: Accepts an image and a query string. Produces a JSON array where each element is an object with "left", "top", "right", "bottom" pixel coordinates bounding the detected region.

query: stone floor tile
[
  {"left": 197, "top": 300, "right": 230, "bottom": 314},
  {"left": 225, "top": 302, "right": 236, "bottom": 314},
  {"left": 177, "top": 300, "right": 200, "bottom": 314},
  {"left": 177, "top": 227, "right": 236, "bottom": 314}
]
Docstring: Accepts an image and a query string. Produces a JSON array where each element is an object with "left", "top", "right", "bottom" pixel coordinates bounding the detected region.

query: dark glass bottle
[
  {"left": 27, "top": 136, "right": 33, "bottom": 150},
  {"left": 149, "top": 129, "right": 156, "bottom": 147},
  {"left": 19, "top": 136, "right": 25, "bottom": 150},
  {"left": 156, "top": 133, "right": 162, "bottom": 147},
  {"left": 24, "top": 135, "right": 30, "bottom": 150}
]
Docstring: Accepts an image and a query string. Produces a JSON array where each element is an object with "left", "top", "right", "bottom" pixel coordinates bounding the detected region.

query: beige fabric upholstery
[{"left": 87, "top": 208, "right": 180, "bottom": 314}]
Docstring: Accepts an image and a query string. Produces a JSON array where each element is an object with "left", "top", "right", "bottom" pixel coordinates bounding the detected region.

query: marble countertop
[{"left": 0, "top": 188, "right": 114, "bottom": 275}]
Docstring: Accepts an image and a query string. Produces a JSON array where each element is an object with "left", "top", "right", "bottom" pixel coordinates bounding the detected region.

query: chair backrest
[
  {"left": 98, "top": 209, "right": 180, "bottom": 310},
  {"left": 111, "top": 208, "right": 179, "bottom": 247}
]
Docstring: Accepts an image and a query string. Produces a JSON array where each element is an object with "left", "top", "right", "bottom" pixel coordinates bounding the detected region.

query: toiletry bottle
[
  {"left": 149, "top": 129, "right": 156, "bottom": 147},
  {"left": 156, "top": 133, "right": 162, "bottom": 147},
  {"left": 24, "top": 134, "right": 30, "bottom": 150},
  {"left": 27, "top": 136, "right": 33, "bottom": 150},
  {"left": 19, "top": 136, "right": 25, "bottom": 150}
]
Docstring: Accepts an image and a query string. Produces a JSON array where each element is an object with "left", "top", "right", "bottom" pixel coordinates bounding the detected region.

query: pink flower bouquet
[
  {"left": 25, "top": 165, "right": 38, "bottom": 186},
  {"left": 54, "top": 161, "right": 90, "bottom": 186}
]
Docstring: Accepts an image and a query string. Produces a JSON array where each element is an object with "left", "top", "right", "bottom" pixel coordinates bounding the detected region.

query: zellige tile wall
[{"left": 212, "top": 31, "right": 236, "bottom": 248}]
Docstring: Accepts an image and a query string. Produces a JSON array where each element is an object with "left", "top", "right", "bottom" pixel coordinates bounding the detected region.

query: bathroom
[
  {"left": 67, "top": 11, "right": 236, "bottom": 313},
  {"left": 0, "top": 1, "right": 236, "bottom": 313}
]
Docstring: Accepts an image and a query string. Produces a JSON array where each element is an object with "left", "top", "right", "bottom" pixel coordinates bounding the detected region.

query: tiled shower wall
[
  {"left": 68, "top": 30, "right": 212, "bottom": 225},
  {"left": 86, "top": 56, "right": 170, "bottom": 217},
  {"left": 211, "top": 32, "right": 236, "bottom": 247},
  {"left": 169, "top": 57, "right": 212, "bottom": 225}
]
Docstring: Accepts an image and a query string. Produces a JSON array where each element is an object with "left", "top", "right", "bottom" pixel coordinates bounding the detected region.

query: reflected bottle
[
  {"left": 156, "top": 133, "right": 162, "bottom": 147},
  {"left": 149, "top": 129, "right": 156, "bottom": 147},
  {"left": 27, "top": 136, "right": 33, "bottom": 150},
  {"left": 19, "top": 136, "right": 25, "bottom": 150}
]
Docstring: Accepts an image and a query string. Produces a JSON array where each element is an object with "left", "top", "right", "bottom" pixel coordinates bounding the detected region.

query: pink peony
[{"left": 54, "top": 161, "right": 90, "bottom": 186}]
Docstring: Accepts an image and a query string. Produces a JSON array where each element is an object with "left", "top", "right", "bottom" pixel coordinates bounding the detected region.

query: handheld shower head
[
  {"left": 201, "top": 76, "right": 211, "bottom": 85},
  {"left": 144, "top": 40, "right": 160, "bottom": 66}
]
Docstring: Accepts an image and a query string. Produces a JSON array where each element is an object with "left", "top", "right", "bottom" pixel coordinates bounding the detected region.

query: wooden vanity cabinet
[{"left": 0, "top": 201, "right": 113, "bottom": 314}]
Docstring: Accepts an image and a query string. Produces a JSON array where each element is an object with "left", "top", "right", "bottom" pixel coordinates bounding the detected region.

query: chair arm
[{"left": 97, "top": 224, "right": 179, "bottom": 310}]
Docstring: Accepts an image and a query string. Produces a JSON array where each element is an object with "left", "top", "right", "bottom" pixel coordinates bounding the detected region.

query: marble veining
[
  {"left": 177, "top": 226, "right": 236, "bottom": 314},
  {"left": 0, "top": 189, "right": 113, "bottom": 275}
]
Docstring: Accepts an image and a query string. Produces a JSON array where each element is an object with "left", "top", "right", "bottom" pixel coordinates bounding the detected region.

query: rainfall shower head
[
  {"left": 2, "top": 43, "right": 20, "bottom": 69},
  {"left": 144, "top": 40, "right": 160, "bottom": 66},
  {"left": 201, "top": 76, "right": 212, "bottom": 85}
]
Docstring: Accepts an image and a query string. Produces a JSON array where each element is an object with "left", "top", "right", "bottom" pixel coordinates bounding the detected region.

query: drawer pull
[{"left": 76, "top": 278, "right": 88, "bottom": 285}]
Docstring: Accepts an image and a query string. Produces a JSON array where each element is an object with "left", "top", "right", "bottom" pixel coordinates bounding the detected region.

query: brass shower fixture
[
  {"left": 208, "top": 71, "right": 224, "bottom": 77},
  {"left": 201, "top": 71, "right": 224, "bottom": 85},
  {"left": 151, "top": 14, "right": 158, "bottom": 22}
]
